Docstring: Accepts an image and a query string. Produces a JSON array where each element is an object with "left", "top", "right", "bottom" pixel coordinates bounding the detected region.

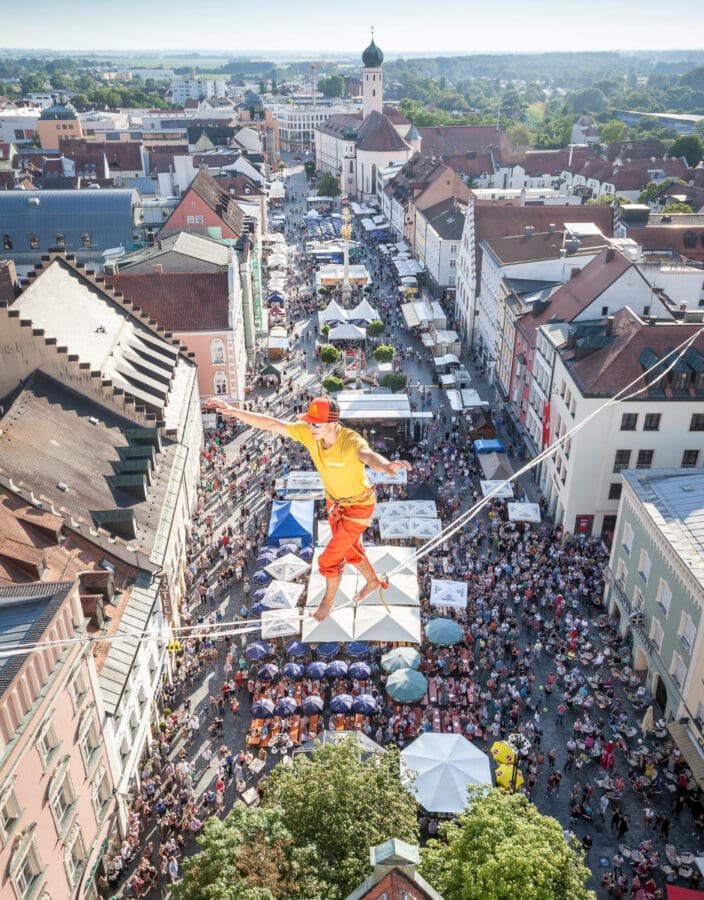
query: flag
[{"left": 541, "top": 401, "right": 551, "bottom": 448}]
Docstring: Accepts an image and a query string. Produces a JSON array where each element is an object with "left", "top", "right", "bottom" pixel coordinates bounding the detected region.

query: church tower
[{"left": 361, "top": 29, "right": 384, "bottom": 118}]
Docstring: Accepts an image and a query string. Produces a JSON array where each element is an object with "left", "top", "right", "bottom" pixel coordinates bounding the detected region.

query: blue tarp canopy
[
  {"left": 267, "top": 499, "right": 314, "bottom": 547},
  {"left": 474, "top": 438, "right": 507, "bottom": 455}
]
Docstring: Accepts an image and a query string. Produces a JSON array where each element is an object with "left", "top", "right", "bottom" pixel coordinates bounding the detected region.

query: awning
[
  {"left": 401, "top": 302, "right": 420, "bottom": 329},
  {"left": 667, "top": 723, "right": 704, "bottom": 789}
]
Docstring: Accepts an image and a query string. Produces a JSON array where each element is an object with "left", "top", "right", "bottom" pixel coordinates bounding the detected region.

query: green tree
[
  {"left": 263, "top": 740, "right": 418, "bottom": 899},
  {"left": 304, "top": 160, "right": 316, "bottom": 176},
  {"left": 317, "top": 172, "right": 340, "bottom": 197},
  {"left": 319, "top": 74, "right": 344, "bottom": 98},
  {"left": 669, "top": 134, "right": 704, "bottom": 167},
  {"left": 366, "top": 319, "right": 385, "bottom": 337},
  {"left": 373, "top": 345, "right": 396, "bottom": 364},
  {"left": 600, "top": 119, "right": 628, "bottom": 145},
  {"left": 319, "top": 344, "right": 341, "bottom": 365},
  {"left": 419, "top": 788, "right": 594, "bottom": 900},
  {"left": 664, "top": 201, "right": 695, "bottom": 213},
  {"left": 379, "top": 372, "right": 407, "bottom": 393},
  {"left": 322, "top": 375, "right": 344, "bottom": 393},
  {"left": 172, "top": 804, "right": 325, "bottom": 900},
  {"left": 639, "top": 178, "right": 677, "bottom": 204}
]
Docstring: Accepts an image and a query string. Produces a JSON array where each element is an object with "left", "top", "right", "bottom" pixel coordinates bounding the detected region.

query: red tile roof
[
  {"left": 104, "top": 271, "right": 229, "bottom": 331},
  {"left": 356, "top": 110, "right": 410, "bottom": 153}
]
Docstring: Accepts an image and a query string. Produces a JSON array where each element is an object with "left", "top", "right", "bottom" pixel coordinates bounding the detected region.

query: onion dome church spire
[{"left": 362, "top": 27, "right": 383, "bottom": 118}]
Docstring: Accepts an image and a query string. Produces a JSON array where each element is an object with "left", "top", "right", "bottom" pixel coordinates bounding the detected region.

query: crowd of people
[{"left": 98, "top": 166, "right": 704, "bottom": 899}]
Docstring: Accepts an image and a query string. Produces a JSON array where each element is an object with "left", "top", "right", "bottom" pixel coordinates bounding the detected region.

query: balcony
[{"left": 605, "top": 567, "right": 632, "bottom": 614}]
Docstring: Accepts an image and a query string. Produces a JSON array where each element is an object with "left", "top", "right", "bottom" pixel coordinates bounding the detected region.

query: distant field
[{"left": 106, "top": 56, "right": 232, "bottom": 69}]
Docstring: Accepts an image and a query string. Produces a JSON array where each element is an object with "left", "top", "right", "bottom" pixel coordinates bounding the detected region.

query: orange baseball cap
[{"left": 299, "top": 396, "right": 340, "bottom": 424}]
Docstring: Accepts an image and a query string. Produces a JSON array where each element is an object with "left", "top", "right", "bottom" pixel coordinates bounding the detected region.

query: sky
[{"left": 2, "top": 0, "right": 702, "bottom": 55}]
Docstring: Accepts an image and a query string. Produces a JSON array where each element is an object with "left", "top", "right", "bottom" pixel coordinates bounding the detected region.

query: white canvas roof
[
  {"left": 430, "top": 579, "right": 468, "bottom": 610},
  {"left": 348, "top": 298, "right": 379, "bottom": 321},
  {"left": 318, "top": 300, "right": 349, "bottom": 323},
  {"left": 336, "top": 391, "right": 412, "bottom": 421},
  {"left": 263, "top": 555, "right": 311, "bottom": 582},
  {"left": 478, "top": 452, "right": 514, "bottom": 482},
  {"left": 378, "top": 517, "right": 442, "bottom": 540},
  {"left": 480, "top": 480, "right": 515, "bottom": 499},
  {"left": 268, "top": 181, "right": 286, "bottom": 199},
  {"left": 328, "top": 323, "right": 367, "bottom": 341},
  {"left": 354, "top": 605, "right": 421, "bottom": 643},
  {"left": 260, "top": 608, "right": 301, "bottom": 639},
  {"left": 508, "top": 502, "right": 542, "bottom": 523},
  {"left": 376, "top": 500, "right": 437, "bottom": 520},
  {"left": 433, "top": 354, "right": 460, "bottom": 367}
]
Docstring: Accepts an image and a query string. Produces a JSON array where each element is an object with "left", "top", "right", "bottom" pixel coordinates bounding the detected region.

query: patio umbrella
[
  {"left": 253, "top": 570, "right": 272, "bottom": 585},
  {"left": 250, "top": 603, "right": 267, "bottom": 617},
  {"left": 251, "top": 699, "right": 275, "bottom": 718},
  {"left": 346, "top": 641, "right": 369, "bottom": 658},
  {"left": 278, "top": 543, "right": 300, "bottom": 557},
  {"left": 264, "top": 553, "right": 311, "bottom": 582},
  {"left": 489, "top": 741, "right": 515, "bottom": 765},
  {"left": 329, "top": 693, "right": 354, "bottom": 713},
  {"left": 245, "top": 640, "right": 272, "bottom": 661},
  {"left": 325, "top": 660, "right": 349, "bottom": 678},
  {"left": 305, "top": 661, "right": 327, "bottom": 679},
  {"left": 282, "top": 662, "right": 304, "bottom": 678},
  {"left": 386, "top": 668, "right": 428, "bottom": 703},
  {"left": 401, "top": 733, "right": 492, "bottom": 813},
  {"left": 261, "top": 579, "right": 304, "bottom": 610},
  {"left": 275, "top": 696, "right": 298, "bottom": 717},
  {"left": 425, "top": 618, "right": 464, "bottom": 646},
  {"left": 349, "top": 661, "right": 372, "bottom": 679},
  {"left": 299, "top": 546, "right": 314, "bottom": 561},
  {"left": 257, "top": 548, "right": 278, "bottom": 566},
  {"left": 253, "top": 588, "right": 267, "bottom": 602},
  {"left": 352, "top": 693, "right": 377, "bottom": 715},
  {"left": 285, "top": 640, "right": 307, "bottom": 658},
  {"left": 317, "top": 642, "right": 340, "bottom": 659},
  {"left": 257, "top": 663, "right": 279, "bottom": 682},
  {"left": 301, "top": 694, "right": 325, "bottom": 714},
  {"left": 381, "top": 646, "right": 421, "bottom": 673},
  {"left": 495, "top": 766, "right": 524, "bottom": 791}
]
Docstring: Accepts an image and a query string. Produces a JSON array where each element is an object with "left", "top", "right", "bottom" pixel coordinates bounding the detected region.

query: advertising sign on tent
[
  {"left": 430, "top": 579, "right": 468, "bottom": 610},
  {"left": 508, "top": 502, "right": 541, "bottom": 523}
]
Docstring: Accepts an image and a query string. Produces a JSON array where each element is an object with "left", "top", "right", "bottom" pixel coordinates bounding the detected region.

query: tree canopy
[
  {"left": 418, "top": 788, "right": 595, "bottom": 900},
  {"left": 372, "top": 345, "right": 396, "bottom": 363},
  {"left": 669, "top": 134, "right": 704, "bottom": 167},
  {"left": 319, "top": 344, "right": 341, "bottom": 365},
  {"left": 317, "top": 172, "right": 340, "bottom": 197}
]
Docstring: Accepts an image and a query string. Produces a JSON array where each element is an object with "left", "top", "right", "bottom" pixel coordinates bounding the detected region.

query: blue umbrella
[
  {"left": 299, "top": 546, "right": 314, "bottom": 561},
  {"left": 317, "top": 642, "right": 340, "bottom": 659},
  {"left": 381, "top": 647, "right": 422, "bottom": 673},
  {"left": 245, "top": 641, "right": 272, "bottom": 661},
  {"left": 346, "top": 641, "right": 369, "bottom": 658},
  {"left": 253, "top": 588, "right": 267, "bottom": 602},
  {"left": 325, "top": 660, "right": 349, "bottom": 678},
  {"left": 329, "top": 693, "right": 354, "bottom": 713},
  {"left": 257, "top": 663, "right": 279, "bottom": 682},
  {"left": 251, "top": 603, "right": 270, "bottom": 618},
  {"left": 352, "top": 693, "right": 377, "bottom": 714},
  {"left": 349, "top": 661, "right": 372, "bottom": 679},
  {"left": 306, "top": 661, "right": 327, "bottom": 679},
  {"left": 282, "top": 661, "right": 304, "bottom": 678},
  {"left": 251, "top": 698, "right": 275, "bottom": 718},
  {"left": 253, "top": 570, "right": 272, "bottom": 585},
  {"left": 257, "top": 549, "right": 278, "bottom": 566},
  {"left": 275, "top": 696, "right": 298, "bottom": 716},
  {"left": 301, "top": 694, "right": 324, "bottom": 714},
  {"left": 285, "top": 640, "right": 308, "bottom": 658},
  {"left": 425, "top": 618, "right": 464, "bottom": 647},
  {"left": 278, "top": 543, "right": 299, "bottom": 557},
  {"left": 386, "top": 668, "right": 428, "bottom": 703}
]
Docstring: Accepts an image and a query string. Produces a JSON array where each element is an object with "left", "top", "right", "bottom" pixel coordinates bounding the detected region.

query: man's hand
[{"left": 386, "top": 460, "right": 412, "bottom": 475}]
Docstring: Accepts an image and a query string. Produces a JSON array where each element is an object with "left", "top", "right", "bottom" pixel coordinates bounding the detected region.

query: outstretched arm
[
  {"left": 358, "top": 446, "right": 412, "bottom": 476},
  {"left": 206, "top": 398, "right": 290, "bottom": 437}
]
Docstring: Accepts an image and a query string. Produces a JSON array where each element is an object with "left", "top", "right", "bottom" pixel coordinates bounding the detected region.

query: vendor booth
[{"left": 267, "top": 500, "right": 314, "bottom": 547}]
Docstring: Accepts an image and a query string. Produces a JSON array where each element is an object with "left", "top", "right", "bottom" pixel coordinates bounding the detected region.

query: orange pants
[{"left": 318, "top": 500, "right": 375, "bottom": 578}]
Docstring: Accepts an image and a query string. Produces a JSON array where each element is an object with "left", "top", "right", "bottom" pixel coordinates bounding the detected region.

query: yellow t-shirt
[{"left": 285, "top": 422, "right": 373, "bottom": 503}]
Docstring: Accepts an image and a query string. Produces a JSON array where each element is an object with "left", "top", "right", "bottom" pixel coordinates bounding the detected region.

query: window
[
  {"left": 50, "top": 773, "right": 75, "bottom": 827},
  {"left": 0, "top": 782, "right": 22, "bottom": 842},
  {"left": 55, "top": 233, "right": 64, "bottom": 248},
  {"left": 68, "top": 668, "right": 88, "bottom": 711},
  {"left": 195, "top": 215, "right": 204, "bottom": 224},
  {"left": 29, "top": 234, "right": 39, "bottom": 250},
  {"left": 79, "top": 709, "right": 101, "bottom": 772},
  {"left": 655, "top": 579, "right": 671, "bottom": 615},
  {"left": 691, "top": 414, "right": 704, "bottom": 431},
  {"left": 210, "top": 339, "right": 225, "bottom": 364},
  {"left": 615, "top": 558, "right": 628, "bottom": 587},
  {"left": 9, "top": 826, "right": 43, "bottom": 900},
  {"left": 620, "top": 413, "right": 637, "bottom": 431},
  {"left": 214, "top": 372, "right": 228, "bottom": 395},
  {"left": 670, "top": 652, "right": 686, "bottom": 688},
  {"left": 608, "top": 482, "right": 622, "bottom": 501},
  {"left": 35, "top": 719, "right": 60, "bottom": 770},
  {"left": 64, "top": 824, "right": 86, "bottom": 887},
  {"left": 672, "top": 371, "right": 689, "bottom": 392},
  {"left": 622, "top": 522, "right": 633, "bottom": 556},
  {"left": 679, "top": 612, "right": 696, "bottom": 651},
  {"left": 643, "top": 413, "right": 661, "bottom": 431},
  {"left": 637, "top": 449, "right": 654, "bottom": 469},
  {"left": 682, "top": 449, "right": 699, "bottom": 468},
  {"left": 81, "top": 232, "right": 91, "bottom": 248},
  {"left": 633, "top": 585, "right": 644, "bottom": 611},
  {"left": 638, "top": 549, "right": 651, "bottom": 584},
  {"left": 650, "top": 619, "right": 664, "bottom": 652},
  {"left": 601, "top": 306, "right": 609, "bottom": 316},
  {"left": 186, "top": 215, "right": 195, "bottom": 224},
  {"left": 613, "top": 449, "right": 631, "bottom": 473},
  {"left": 3, "top": 234, "right": 12, "bottom": 250}
]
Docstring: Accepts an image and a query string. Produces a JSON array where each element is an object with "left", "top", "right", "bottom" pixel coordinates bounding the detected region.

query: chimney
[
  {"left": 548, "top": 223, "right": 555, "bottom": 234},
  {"left": 568, "top": 144, "right": 574, "bottom": 168},
  {"left": 605, "top": 247, "right": 615, "bottom": 262},
  {"left": 524, "top": 225, "right": 534, "bottom": 238},
  {"left": 605, "top": 315, "right": 614, "bottom": 335}
]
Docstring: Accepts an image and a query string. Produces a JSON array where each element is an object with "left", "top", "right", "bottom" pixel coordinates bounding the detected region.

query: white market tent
[
  {"left": 354, "top": 606, "right": 421, "bottom": 643},
  {"left": 328, "top": 323, "right": 367, "bottom": 341},
  {"left": 430, "top": 579, "right": 468, "bottom": 610},
  {"left": 318, "top": 300, "right": 349, "bottom": 324},
  {"left": 378, "top": 517, "right": 442, "bottom": 540},
  {"left": 268, "top": 181, "right": 286, "bottom": 199},
  {"left": 348, "top": 298, "right": 379, "bottom": 322},
  {"left": 508, "top": 502, "right": 542, "bottom": 523},
  {"left": 401, "top": 733, "right": 492, "bottom": 814},
  {"left": 434, "top": 353, "right": 460, "bottom": 368},
  {"left": 261, "top": 579, "right": 305, "bottom": 609},
  {"left": 336, "top": 391, "right": 412, "bottom": 422},
  {"left": 263, "top": 554, "right": 311, "bottom": 582},
  {"left": 480, "top": 480, "right": 515, "bottom": 499},
  {"left": 478, "top": 452, "right": 513, "bottom": 482},
  {"left": 376, "top": 500, "right": 437, "bottom": 520},
  {"left": 365, "top": 544, "right": 417, "bottom": 575},
  {"left": 261, "top": 609, "right": 301, "bottom": 639}
]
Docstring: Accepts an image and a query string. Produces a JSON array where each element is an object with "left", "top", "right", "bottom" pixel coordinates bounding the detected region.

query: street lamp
[{"left": 507, "top": 732, "right": 531, "bottom": 794}]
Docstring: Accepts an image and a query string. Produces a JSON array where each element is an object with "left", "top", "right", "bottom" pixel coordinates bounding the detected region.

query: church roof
[
  {"left": 362, "top": 38, "right": 384, "bottom": 68},
  {"left": 356, "top": 111, "right": 410, "bottom": 153}
]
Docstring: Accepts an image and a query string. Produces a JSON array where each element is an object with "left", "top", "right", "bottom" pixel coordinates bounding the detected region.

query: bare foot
[
  {"left": 311, "top": 598, "right": 334, "bottom": 622},
  {"left": 353, "top": 579, "right": 381, "bottom": 605}
]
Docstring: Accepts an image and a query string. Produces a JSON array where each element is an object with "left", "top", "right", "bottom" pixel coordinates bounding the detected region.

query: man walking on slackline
[{"left": 210, "top": 396, "right": 411, "bottom": 621}]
